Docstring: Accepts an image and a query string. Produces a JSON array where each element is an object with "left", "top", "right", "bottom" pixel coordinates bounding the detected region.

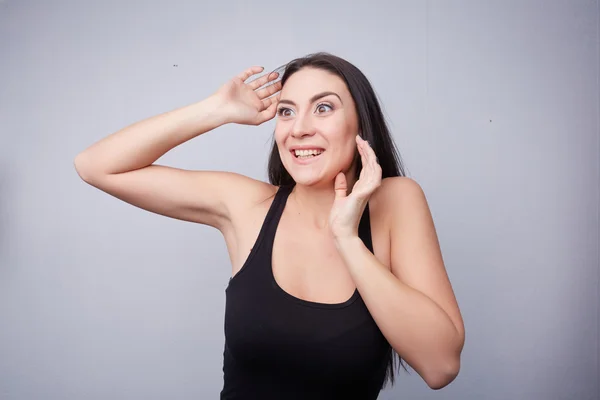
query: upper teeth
[{"left": 294, "top": 149, "right": 323, "bottom": 156}]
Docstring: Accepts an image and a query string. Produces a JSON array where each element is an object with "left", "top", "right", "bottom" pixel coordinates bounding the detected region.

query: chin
[
  {"left": 281, "top": 152, "right": 352, "bottom": 188},
  {"left": 287, "top": 172, "right": 323, "bottom": 187},
  {"left": 288, "top": 168, "right": 342, "bottom": 189}
]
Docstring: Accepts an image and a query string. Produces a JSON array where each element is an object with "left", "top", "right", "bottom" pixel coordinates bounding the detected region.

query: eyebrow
[{"left": 278, "top": 91, "right": 343, "bottom": 107}]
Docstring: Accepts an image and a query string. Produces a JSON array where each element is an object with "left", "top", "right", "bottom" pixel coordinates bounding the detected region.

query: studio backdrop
[{"left": 0, "top": 1, "right": 598, "bottom": 399}]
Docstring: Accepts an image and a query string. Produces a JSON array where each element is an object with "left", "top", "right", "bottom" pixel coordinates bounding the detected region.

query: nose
[{"left": 290, "top": 114, "right": 315, "bottom": 139}]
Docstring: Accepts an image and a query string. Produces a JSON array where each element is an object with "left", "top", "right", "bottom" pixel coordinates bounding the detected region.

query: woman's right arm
[{"left": 74, "top": 66, "right": 281, "bottom": 231}]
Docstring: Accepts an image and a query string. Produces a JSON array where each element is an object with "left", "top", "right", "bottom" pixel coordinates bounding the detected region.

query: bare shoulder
[
  {"left": 369, "top": 176, "right": 427, "bottom": 228},
  {"left": 228, "top": 175, "right": 277, "bottom": 211},
  {"left": 214, "top": 171, "right": 277, "bottom": 225},
  {"left": 376, "top": 176, "right": 425, "bottom": 204}
]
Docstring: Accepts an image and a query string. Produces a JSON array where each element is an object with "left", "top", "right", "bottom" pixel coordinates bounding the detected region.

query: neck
[{"left": 289, "top": 172, "right": 358, "bottom": 231}]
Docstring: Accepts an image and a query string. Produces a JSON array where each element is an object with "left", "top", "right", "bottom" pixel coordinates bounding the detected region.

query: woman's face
[{"left": 274, "top": 67, "right": 360, "bottom": 187}]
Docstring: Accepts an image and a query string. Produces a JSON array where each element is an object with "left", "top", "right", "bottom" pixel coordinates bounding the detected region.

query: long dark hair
[{"left": 267, "top": 52, "right": 410, "bottom": 388}]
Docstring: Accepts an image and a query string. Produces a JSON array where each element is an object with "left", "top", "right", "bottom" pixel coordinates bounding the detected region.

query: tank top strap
[
  {"left": 259, "top": 184, "right": 293, "bottom": 251},
  {"left": 228, "top": 184, "right": 294, "bottom": 284}
]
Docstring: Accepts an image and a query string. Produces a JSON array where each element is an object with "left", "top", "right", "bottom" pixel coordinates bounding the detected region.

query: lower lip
[{"left": 291, "top": 151, "right": 325, "bottom": 165}]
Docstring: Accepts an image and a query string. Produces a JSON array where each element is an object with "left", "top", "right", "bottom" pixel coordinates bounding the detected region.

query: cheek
[
  {"left": 273, "top": 128, "right": 286, "bottom": 153},
  {"left": 329, "top": 140, "right": 358, "bottom": 171},
  {"left": 273, "top": 123, "right": 283, "bottom": 140},
  {"left": 329, "top": 113, "right": 357, "bottom": 141},
  {"left": 324, "top": 118, "right": 353, "bottom": 140}
]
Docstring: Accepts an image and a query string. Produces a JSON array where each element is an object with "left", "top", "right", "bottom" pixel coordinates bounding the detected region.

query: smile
[
  {"left": 293, "top": 149, "right": 324, "bottom": 158},
  {"left": 290, "top": 149, "right": 325, "bottom": 164}
]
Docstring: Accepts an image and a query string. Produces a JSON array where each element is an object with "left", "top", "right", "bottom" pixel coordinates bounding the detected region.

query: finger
[
  {"left": 361, "top": 139, "right": 373, "bottom": 165},
  {"left": 365, "top": 141, "right": 380, "bottom": 170},
  {"left": 359, "top": 138, "right": 379, "bottom": 180},
  {"left": 358, "top": 137, "right": 376, "bottom": 166},
  {"left": 363, "top": 141, "right": 382, "bottom": 179},
  {"left": 356, "top": 135, "right": 369, "bottom": 162},
  {"left": 237, "top": 66, "right": 264, "bottom": 82},
  {"left": 258, "top": 95, "right": 280, "bottom": 122},
  {"left": 334, "top": 172, "right": 347, "bottom": 199},
  {"left": 248, "top": 71, "right": 280, "bottom": 90},
  {"left": 256, "top": 80, "right": 282, "bottom": 99},
  {"left": 261, "top": 93, "right": 280, "bottom": 111},
  {"left": 357, "top": 139, "right": 369, "bottom": 173}
]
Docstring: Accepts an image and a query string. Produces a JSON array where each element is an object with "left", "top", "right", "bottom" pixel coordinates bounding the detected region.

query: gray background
[{"left": 1, "top": 0, "right": 598, "bottom": 399}]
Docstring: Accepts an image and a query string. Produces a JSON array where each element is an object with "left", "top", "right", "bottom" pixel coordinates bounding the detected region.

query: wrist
[
  {"left": 333, "top": 235, "right": 362, "bottom": 251},
  {"left": 197, "top": 94, "right": 234, "bottom": 127}
]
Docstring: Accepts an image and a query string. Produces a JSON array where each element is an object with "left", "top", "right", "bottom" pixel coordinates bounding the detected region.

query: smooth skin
[{"left": 74, "top": 65, "right": 465, "bottom": 390}]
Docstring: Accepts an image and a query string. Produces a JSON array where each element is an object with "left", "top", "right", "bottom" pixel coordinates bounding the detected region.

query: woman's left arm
[{"left": 334, "top": 177, "right": 465, "bottom": 390}]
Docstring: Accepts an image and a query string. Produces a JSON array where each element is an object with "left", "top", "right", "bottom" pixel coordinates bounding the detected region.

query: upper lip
[{"left": 289, "top": 145, "right": 325, "bottom": 151}]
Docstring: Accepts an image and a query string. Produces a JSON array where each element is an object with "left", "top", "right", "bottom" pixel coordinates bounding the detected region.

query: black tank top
[{"left": 220, "top": 184, "right": 391, "bottom": 399}]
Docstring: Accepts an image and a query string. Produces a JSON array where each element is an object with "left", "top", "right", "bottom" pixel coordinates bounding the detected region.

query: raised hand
[
  {"left": 329, "top": 135, "right": 383, "bottom": 239},
  {"left": 214, "top": 66, "right": 282, "bottom": 126}
]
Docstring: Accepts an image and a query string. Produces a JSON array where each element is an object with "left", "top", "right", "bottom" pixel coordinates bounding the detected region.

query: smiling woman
[
  {"left": 74, "top": 51, "right": 464, "bottom": 399},
  {"left": 267, "top": 54, "right": 405, "bottom": 191}
]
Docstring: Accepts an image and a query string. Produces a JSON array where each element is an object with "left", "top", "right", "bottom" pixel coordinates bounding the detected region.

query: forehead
[{"left": 281, "top": 68, "right": 350, "bottom": 101}]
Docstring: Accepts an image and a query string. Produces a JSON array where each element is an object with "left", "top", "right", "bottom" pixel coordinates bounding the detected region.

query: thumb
[{"left": 334, "top": 172, "right": 347, "bottom": 199}]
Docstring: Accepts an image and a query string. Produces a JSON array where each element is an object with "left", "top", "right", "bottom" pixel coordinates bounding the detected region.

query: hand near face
[
  {"left": 329, "top": 135, "right": 382, "bottom": 239},
  {"left": 214, "top": 66, "right": 282, "bottom": 126}
]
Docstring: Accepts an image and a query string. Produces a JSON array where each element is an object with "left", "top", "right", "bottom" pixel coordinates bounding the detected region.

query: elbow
[
  {"left": 425, "top": 327, "right": 464, "bottom": 390},
  {"left": 424, "top": 357, "right": 461, "bottom": 390},
  {"left": 74, "top": 153, "right": 88, "bottom": 180},
  {"left": 74, "top": 152, "right": 98, "bottom": 183}
]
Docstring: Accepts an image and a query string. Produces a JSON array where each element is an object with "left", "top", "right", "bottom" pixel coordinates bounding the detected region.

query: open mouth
[{"left": 291, "top": 149, "right": 325, "bottom": 159}]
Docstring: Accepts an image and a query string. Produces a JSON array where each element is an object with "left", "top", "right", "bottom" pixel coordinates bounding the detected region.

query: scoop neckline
[{"left": 268, "top": 186, "right": 362, "bottom": 310}]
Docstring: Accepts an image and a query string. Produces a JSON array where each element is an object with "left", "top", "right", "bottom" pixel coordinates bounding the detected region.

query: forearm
[
  {"left": 74, "top": 95, "right": 229, "bottom": 177},
  {"left": 335, "top": 236, "right": 461, "bottom": 386}
]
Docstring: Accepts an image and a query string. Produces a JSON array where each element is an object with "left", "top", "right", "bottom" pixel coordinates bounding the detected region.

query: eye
[
  {"left": 315, "top": 103, "right": 333, "bottom": 114},
  {"left": 277, "top": 107, "right": 294, "bottom": 117}
]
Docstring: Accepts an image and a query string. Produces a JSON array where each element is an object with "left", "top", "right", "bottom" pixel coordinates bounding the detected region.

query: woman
[{"left": 74, "top": 52, "right": 465, "bottom": 399}]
